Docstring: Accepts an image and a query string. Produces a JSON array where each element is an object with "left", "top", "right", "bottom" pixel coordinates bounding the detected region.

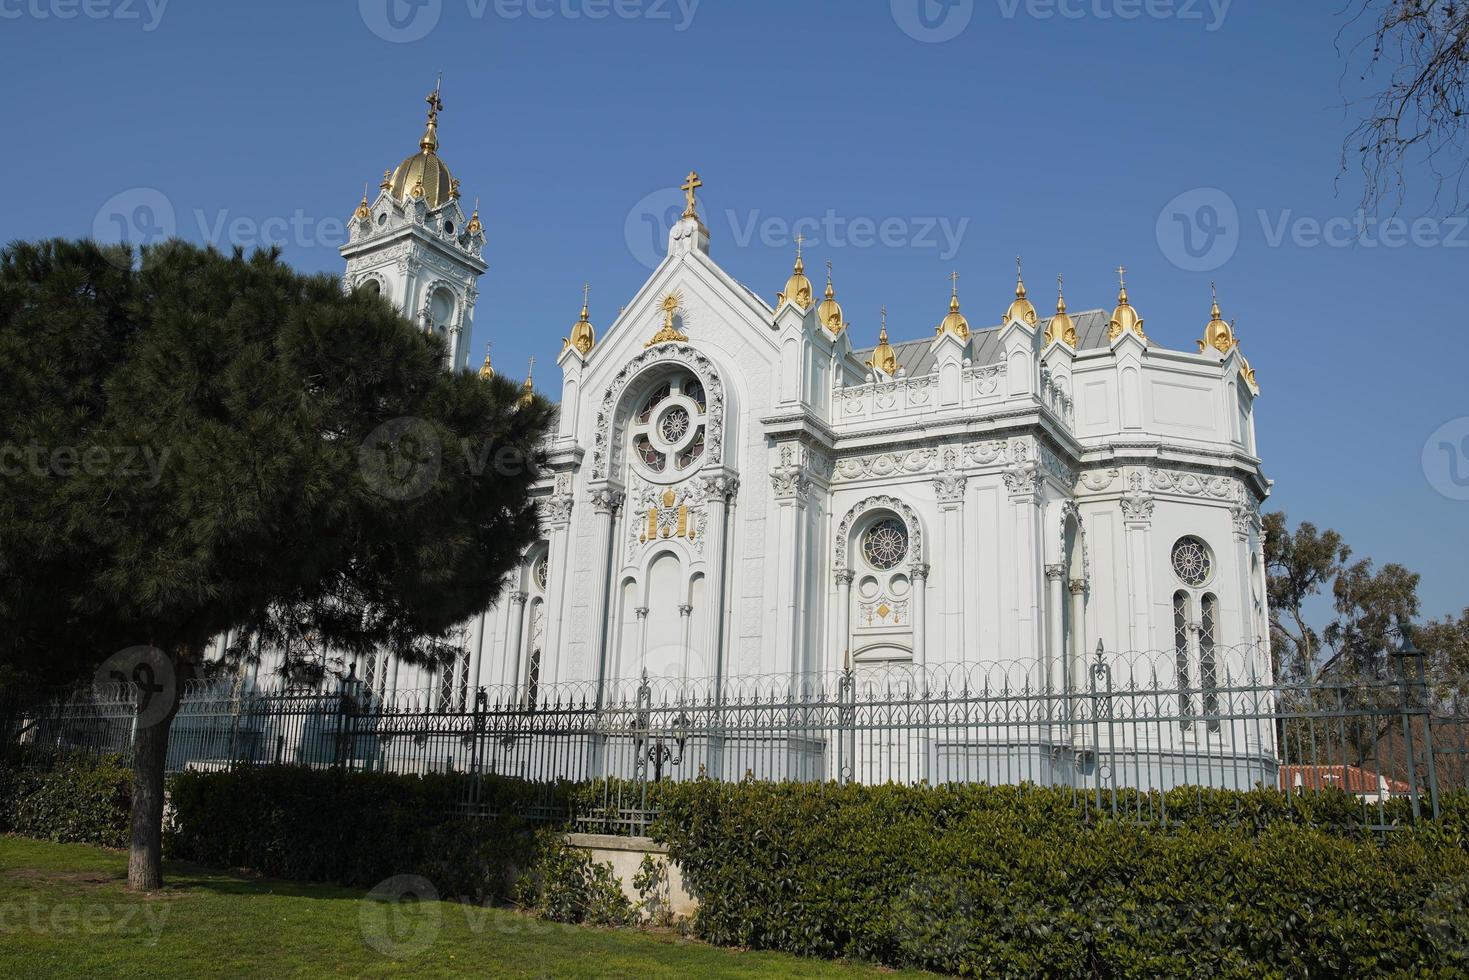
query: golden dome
[
  {"left": 478, "top": 344, "right": 494, "bottom": 381},
  {"left": 816, "top": 261, "right": 847, "bottom": 334},
  {"left": 867, "top": 307, "right": 899, "bottom": 377},
  {"left": 1003, "top": 258, "right": 1038, "bottom": 327},
  {"left": 388, "top": 86, "right": 458, "bottom": 209},
  {"left": 566, "top": 284, "right": 596, "bottom": 355},
  {"left": 936, "top": 272, "right": 970, "bottom": 340},
  {"left": 777, "top": 239, "right": 814, "bottom": 310},
  {"left": 1044, "top": 275, "right": 1078, "bottom": 348},
  {"left": 1106, "top": 266, "right": 1146, "bottom": 341},
  {"left": 1198, "top": 284, "right": 1238, "bottom": 354}
]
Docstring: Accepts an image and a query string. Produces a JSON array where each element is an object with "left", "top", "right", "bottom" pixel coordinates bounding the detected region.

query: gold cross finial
[
  {"left": 680, "top": 171, "right": 703, "bottom": 219},
  {"left": 949, "top": 269, "right": 960, "bottom": 297},
  {"left": 1117, "top": 265, "right": 1127, "bottom": 286},
  {"left": 825, "top": 259, "right": 833, "bottom": 283},
  {"left": 583, "top": 282, "right": 591, "bottom": 305},
  {"left": 1016, "top": 255, "right": 1023, "bottom": 277},
  {"left": 794, "top": 232, "right": 805, "bottom": 259},
  {"left": 1210, "top": 280, "right": 1218, "bottom": 302}
]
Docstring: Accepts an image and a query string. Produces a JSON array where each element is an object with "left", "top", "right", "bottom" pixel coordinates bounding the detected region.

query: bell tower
[{"left": 340, "top": 81, "right": 487, "bottom": 370}]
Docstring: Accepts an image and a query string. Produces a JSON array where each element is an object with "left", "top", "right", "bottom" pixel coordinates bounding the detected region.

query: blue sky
[{"left": 2, "top": 0, "right": 1465, "bottom": 620}]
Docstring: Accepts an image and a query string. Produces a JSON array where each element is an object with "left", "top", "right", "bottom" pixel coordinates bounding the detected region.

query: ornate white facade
[{"left": 281, "top": 97, "right": 1274, "bottom": 790}]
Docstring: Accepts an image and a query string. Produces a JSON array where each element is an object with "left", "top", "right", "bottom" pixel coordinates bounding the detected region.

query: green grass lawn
[{"left": 0, "top": 836, "right": 932, "bottom": 979}]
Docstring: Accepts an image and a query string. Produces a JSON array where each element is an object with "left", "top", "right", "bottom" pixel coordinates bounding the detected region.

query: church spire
[{"left": 420, "top": 75, "right": 443, "bottom": 153}]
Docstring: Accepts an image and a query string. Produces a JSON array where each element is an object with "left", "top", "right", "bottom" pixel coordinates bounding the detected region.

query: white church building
[{"left": 234, "top": 90, "right": 1277, "bottom": 788}]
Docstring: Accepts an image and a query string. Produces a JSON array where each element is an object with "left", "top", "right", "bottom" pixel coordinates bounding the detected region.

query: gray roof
[{"left": 851, "top": 309, "right": 1111, "bottom": 374}]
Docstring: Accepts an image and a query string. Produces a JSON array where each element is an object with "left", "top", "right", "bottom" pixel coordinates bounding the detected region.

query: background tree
[
  {"left": 1340, "top": 0, "right": 1469, "bottom": 214},
  {"left": 0, "top": 239, "right": 553, "bottom": 890},
  {"left": 1263, "top": 512, "right": 1351, "bottom": 683}
]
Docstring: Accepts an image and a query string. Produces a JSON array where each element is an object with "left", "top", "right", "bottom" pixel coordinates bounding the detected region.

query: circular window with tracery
[
  {"left": 1171, "top": 536, "right": 1213, "bottom": 587},
  {"left": 533, "top": 556, "right": 549, "bottom": 592},
  {"left": 629, "top": 373, "right": 707, "bottom": 479},
  {"left": 862, "top": 518, "right": 909, "bottom": 570}
]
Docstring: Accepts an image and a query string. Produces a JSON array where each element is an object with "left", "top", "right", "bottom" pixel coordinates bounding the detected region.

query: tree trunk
[{"left": 126, "top": 667, "right": 181, "bottom": 892}]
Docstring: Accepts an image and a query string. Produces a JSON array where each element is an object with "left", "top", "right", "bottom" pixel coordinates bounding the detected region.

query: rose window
[
  {"left": 862, "top": 518, "right": 909, "bottom": 570},
  {"left": 629, "top": 373, "right": 708, "bottom": 478},
  {"left": 1171, "top": 536, "right": 1213, "bottom": 587}
]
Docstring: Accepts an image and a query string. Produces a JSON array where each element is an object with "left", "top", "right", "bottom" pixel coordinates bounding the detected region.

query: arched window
[
  {"left": 629, "top": 373, "right": 707, "bottom": 478},
  {"left": 1170, "top": 536, "right": 1222, "bottom": 734},
  {"left": 429, "top": 287, "right": 455, "bottom": 338},
  {"left": 850, "top": 512, "right": 914, "bottom": 659}
]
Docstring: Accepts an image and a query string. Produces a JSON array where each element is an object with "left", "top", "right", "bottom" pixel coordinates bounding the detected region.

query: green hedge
[
  {"left": 0, "top": 749, "right": 132, "bottom": 848},
  {"left": 651, "top": 781, "right": 1469, "bottom": 978},
  {"left": 165, "top": 766, "right": 561, "bottom": 902}
]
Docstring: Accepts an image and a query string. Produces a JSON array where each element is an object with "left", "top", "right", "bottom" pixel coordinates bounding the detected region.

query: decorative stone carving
[
  {"left": 1045, "top": 563, "right": 1067, "bottom": 581},
  {"left": 1120, "top": 472, "right": 1155, "bottom": 525},
  {"left": 1150, "top": 469, "right": 1238, "bottom": 500},
  {"left": 770, "top": 444, "right": 811, "bottom": 499},
  {"left": 932, "top": 447, "right": 967, "bottom": 503},
  {"left": 1080, "top": 469, "right": 1120, "bottom": 492},
  {"left": 835, "top": 495, "right": 925, "bottom": 572},
  {"left": 589, "top": 487, "right": 625, "bottom": 515},
  {"left": 591, "top": 344, "right": 725, "bottom": 481},
  {"left": 1039, "top": 445, "right": 1078, "bottom": 489},
  {"left": 833, "top": 448, "right": 936, "bottom": 482}
]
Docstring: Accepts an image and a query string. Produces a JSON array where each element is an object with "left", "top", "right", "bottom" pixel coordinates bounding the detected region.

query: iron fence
[{"left": 4, "top": 643, "right": 1460, "bottom": 833}]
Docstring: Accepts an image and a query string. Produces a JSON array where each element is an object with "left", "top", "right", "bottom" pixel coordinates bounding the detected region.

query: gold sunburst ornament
[{"left": 645, "top": 293, "right": 689, "bottom": 347}]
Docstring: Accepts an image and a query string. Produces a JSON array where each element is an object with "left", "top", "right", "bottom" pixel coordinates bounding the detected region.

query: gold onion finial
[
  {"left": 519, "top": 357, "right": 535, "bottom": 406},
  {"left": 816, "top": 260, "right": 847, "bottom": 334},
  {"left": 467, "top": 196, "right": 482, "bottom": 235},
  {"left": 479, "top": 342, "right": 494, "bottom": 381},
  {"left": 867, "top": 306, "right": 899, "bottom": 377},
  {"left": 1045, "top": 274, "right": 1078, "bottom": 347},
  {"left": 937, "top": 270, "right": 971, "bottom": 340},
  {"left": 1107, "top": 264, "right": 1146, "bottom": 341},
  {"left": 354, "top": 183, "right": 371, "bottom": 220},
  {"left": 1198, "top": 280, "right": 1238, "bottom": 355},
  {"left": 1004, "top": 255, "right": 1038, "bottom": 327},
  {"left": 778, "top": 233, "right": 814, "bottom": 310},
  {"left": 421, "top": 76, "right": 443, "bottom": 153},
  {"left": 566, "top": 283, "right": 596, "bottom": 355}
]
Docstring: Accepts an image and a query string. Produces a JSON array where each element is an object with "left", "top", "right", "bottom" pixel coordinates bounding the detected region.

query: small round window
[
  {"left": 862, "top": 518, "right": 908, "bottom": 570},
  {"left": 1171, "top": 536, "right": 1213, "bottom": 587}
]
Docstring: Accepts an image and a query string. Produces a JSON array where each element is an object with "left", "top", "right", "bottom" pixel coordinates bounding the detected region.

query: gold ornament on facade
[
  {"left": 816, "top": 261, "right": 847, "bottom": 334},
  {"left": 777, "top": 234, "right": 814, "bottom": 310},
  {"left": 936, "top": 270, "right": 971, "bottom": 340},
  {"left": 640, "top": 488, "right": 698, "bottom": 543},
  {"left": 380, "top": 169, "right": 393, "bottom": 191},
  {"left": 645, "top": 294, "right": 689, "bottom": 347},
  {"left": 867, "top": 306, "right": 900, "bottom": 377},
  {"left": 1003, "top": 257, "right": 1038, "bottom": 327},
  {"left": 1240, "top": 357, "right": 1260, "bottom": 394},
  {"left": 1044, "top": 274, "right": 1078, "bottom": 348},
  {"left": 1197, "top": 282, "right": 1238, "bottom": 354},
  {"left": 565, "top": 283, "right": 596, "bottom": 355},
  {"left": 387, "top": 81, "right": 458, "bottom": 209},
  {"left": 1106, "top": 265, "right": 1146, "bottom": 341}
]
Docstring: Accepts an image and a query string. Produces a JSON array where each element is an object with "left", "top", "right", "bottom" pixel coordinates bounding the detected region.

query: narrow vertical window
[
  {"left": 1173, "top": 591, "right": 1192, "bottom": 730},
  {"left": 1200, "top": 593, "right": 1220, "bottom": 731},
  {"left": 526, "top": 648, "right": 542, "bottom": 707}
]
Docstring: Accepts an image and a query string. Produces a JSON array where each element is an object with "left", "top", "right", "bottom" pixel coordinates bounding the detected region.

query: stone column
[
  {"left": 467, "top": 607, "right": 489, "bottom": 700},
  {"left": 635, "top": 606, "right": 650, "bottom": 676},
  {"left": 1120, "top": 470, "right": 1156, "bottom": 656},
  {"left": 585, "top": 487, "right": 624, "bottom": 697},
  {"left": 1068, "top": 579, "right": 1088, "bottom": 689},
  {"left": 911, "top": 563, "right": 931, "bottom": 680},
  {"left": 700, "top": 476, "right": 737, "bottom": 686},
  {"left": 506, "top": 591, "right": 529, "bottom": 697},
  {"left": 539, "top": 483, "right": 575, "bottom": 685},
  {"left": 770, "top": 445, "right": 811, "bottom": 679},
  {"left": 836, "top": 569, "right": 854, "bottom": 665},
  {"left": 1045, "top": 564, "right": 1066, "bottom": 694},
  {"left": 933, "top": 453, "right": 967, "bottom": 662}
]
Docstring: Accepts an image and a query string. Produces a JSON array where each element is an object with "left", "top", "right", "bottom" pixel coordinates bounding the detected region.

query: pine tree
[{"left": 0, "top": 239, "right": 552, "bottom": 889}]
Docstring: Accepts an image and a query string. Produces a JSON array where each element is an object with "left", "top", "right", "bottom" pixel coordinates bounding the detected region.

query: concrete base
[{"left": 565, "top": 833, "right": 697, "bottom": 920}]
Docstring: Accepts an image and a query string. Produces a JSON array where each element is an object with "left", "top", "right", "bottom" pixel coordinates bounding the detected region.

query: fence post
[
  {"left": 1392, "top": 637, "right": 1424, "bottom": 822},
  {"left": 1399, "top": 633, "right": 1440, "bottom": 821}
]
